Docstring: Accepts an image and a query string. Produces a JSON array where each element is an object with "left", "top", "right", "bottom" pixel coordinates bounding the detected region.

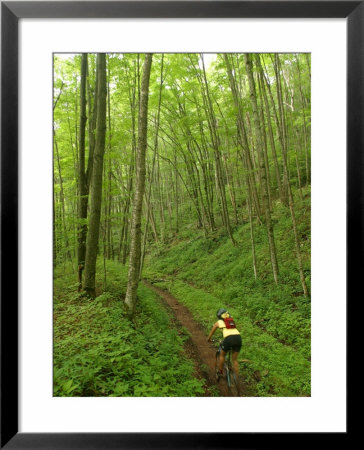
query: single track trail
[{"left": 143, "top": 280, "right": 247, "bottom": 397}]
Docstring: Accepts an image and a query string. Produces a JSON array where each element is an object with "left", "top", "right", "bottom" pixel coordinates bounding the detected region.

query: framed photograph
[{"left": 2, "top": 1, "right": 356, "bottom": 448}]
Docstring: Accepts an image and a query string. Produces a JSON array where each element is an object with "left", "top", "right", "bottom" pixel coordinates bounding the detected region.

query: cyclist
[{"left": 207, "top": 308, "right": 242, "bottom": 381}]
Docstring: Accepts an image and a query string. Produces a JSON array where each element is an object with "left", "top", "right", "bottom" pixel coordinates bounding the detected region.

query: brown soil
[{"left": 143, "top": 280, "right": 246, "bottom": 397}]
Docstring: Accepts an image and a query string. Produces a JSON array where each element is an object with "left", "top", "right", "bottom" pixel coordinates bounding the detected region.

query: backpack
[{"left": 223, "top": 317, "right": 236, "bottom": 329}]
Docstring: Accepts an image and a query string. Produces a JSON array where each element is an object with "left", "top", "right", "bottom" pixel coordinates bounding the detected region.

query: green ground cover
[{"left": 54, "top": 261, "right": 205, "bottom": 397}]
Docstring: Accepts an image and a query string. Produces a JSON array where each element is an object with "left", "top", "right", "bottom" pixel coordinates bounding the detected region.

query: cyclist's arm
[{"left": 207, "top": 322, "right": 219, "bottom": 342}]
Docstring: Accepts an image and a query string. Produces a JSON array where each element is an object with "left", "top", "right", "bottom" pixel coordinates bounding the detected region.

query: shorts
[{"left": 221, "top": 335, "right": 242, "bottom": 353}]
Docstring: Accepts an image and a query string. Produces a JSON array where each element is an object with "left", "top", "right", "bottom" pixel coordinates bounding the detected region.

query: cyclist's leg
[
  {"left": 231, "top": 335, "right": 242, "bottom": 377},
  {"left": 220, "top": 336, "right": 233, "bottom": 372},
  {"left": 215, "top": 347, "right": 221, "bottom": 372},
  {"left": 232, "top": 351, "right": 239, "bottom": 377},
  {"left": 219, "top": 348, "right": 226, "bottom": 372}
]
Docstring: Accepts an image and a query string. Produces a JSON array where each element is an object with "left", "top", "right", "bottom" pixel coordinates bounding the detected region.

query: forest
[{"left": 53, "top": 52, "right": 311, "bottom": 397}]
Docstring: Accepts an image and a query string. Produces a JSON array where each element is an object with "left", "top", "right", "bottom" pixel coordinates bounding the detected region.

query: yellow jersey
[{"left": 217, "top": 319, "right": 240, "bottom": 338}]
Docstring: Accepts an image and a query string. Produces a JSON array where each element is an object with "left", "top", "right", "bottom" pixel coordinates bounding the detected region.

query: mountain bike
[{"left": 215, "top": 342, "right": 241, "bottom": 396}]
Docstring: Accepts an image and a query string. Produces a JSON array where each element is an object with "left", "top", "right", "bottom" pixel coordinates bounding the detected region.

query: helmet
[{"left": 216, "top": 308, "right": 227, "bottom": 319}]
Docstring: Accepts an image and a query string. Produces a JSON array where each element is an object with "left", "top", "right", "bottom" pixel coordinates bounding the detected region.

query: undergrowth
[{"left": 54, "top": 261, "right": 205, "bottom": 397}]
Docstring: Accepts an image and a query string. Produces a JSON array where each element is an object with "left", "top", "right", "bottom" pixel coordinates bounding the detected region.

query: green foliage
[
  {"left": 54, "top": 52, "right": 311, "bottom": 266},
  {"left": 54, "top": 261, "right": 205, "bottom": 397},
  {"left": 53, "top": 52, "right": 311, "bottom": 398}
]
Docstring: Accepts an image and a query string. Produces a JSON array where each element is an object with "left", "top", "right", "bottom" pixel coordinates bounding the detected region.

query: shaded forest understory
[
  {"left": 54, "top": 188, "right": 310, "bottom": 397},
  {"left": 54, "top": 53, "right": 311, "bottom": 397}
]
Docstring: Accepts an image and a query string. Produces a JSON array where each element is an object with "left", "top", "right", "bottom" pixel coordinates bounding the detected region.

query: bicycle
[{"left": 215, "top": 342, "right": 241, "bottom": 396}]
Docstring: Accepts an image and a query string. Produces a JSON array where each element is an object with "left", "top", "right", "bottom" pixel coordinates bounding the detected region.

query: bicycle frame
[
  {"left": 215, "top": 343, "right": 240, "bottom": 396},
  {"left": 225, "top": 350, "right": 233, "bottom": 385}
]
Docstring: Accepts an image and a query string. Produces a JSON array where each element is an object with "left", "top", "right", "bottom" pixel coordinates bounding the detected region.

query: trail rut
[{"left": 143, "top": 280, "right": 245, "bottom": 397}]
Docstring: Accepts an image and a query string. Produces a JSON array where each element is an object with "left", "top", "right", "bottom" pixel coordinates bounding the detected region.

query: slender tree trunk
[
  {"left": 245, "top": 53, "right": 279, "bottom": 285},
  {"left": 199, "top": 55, "right": 236, "bottom": 244},
  {"left": 53, "top": 174, "right": 57, "bottom": 268},
  {"left": 157, "top": 154, "right": 166, "bottom": 240},
  {"left": 223, "top": 139, "right": 239, "bottom": 224},
  {"left": 247, "top": 180, "right": 258, "bottom": 280},
  {"left": 294, "top": 130, "right": 303, "bottom": 197},
  {"left": 261, "top": 57, "right": 289, "bottom": 206},
  {"left": 54, "top": 129, "right": 73, "bottom": 266},
  {"left": 140, "top": 55, "right": 164, "bottom": 279},
  {"left": 256, "top": 55, "right": 284, "bottom": 202},
  {"left": 295, "top": 55, "right": 310, "bottom": 185},
  {"left": 125, "top": 54, "right": 153, "bottom": 319},
  {"left": 119, "top": 59, "right": 138, "bottom": 263},
  {"left": 144, "top": 194, "right": 158, "bottom": 241},
  {"left": 223, "top": 54, "right": 262, "bottom": 220},
  {"left": 83, "top": 53, "right": 107, "bottom": 297},
  {"left": 86, "top": 61, "right": 98, "bottom": 188},
  {"left": 105, "top": 61, "right": 113, "bottom": 260},
  {"left": 256, "top": 65, "right": 273, "bottom": 212},
  {"left": 279, "top": 116, "right": 310, "bottom": 296},
  {"left": 157, "top": 143, "right": 204, "bottom": 231},
  {"left": 77, "top": 53, "right": 88, "bottom": 289},
  {"left": 286, "top": 184, "right": 309, "bottom": 296},
  {"left": 174, "top": 148, "right": 179, "bottom": 233},
  {"left": 272, "top": 54, "right": 290, "bottom": 205}
]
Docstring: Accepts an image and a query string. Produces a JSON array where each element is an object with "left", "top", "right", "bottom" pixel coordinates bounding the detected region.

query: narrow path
[{"left": 143, "top": 280, "right": 246, "bottom": 397}]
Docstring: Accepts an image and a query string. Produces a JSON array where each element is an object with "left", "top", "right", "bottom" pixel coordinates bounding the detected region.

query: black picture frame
[{"left": 1, "top": 1, "right": 357, "bottom": 448}]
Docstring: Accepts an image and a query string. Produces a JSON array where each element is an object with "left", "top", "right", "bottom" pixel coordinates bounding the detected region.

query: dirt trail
[{"left": 143, "top": 280, "right": 245, "bottom": 397}]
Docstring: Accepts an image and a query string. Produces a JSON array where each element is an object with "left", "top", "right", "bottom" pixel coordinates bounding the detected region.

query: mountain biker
[{"left": 207, "top": 308, "right": 242, "bottom": 381}]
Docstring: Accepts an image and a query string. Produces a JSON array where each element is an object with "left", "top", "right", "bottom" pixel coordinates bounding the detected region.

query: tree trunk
[
  {"left": 77, "top": 53, "right": 88, "bottom": 289},
  {"left": 125, "top": 54, "right": 153, "bottom": 319},
  {"left": 119, "top": 65, "right": 137, "bottom": 263},
  {"left": 199, "top": 55, "right": 236, "bottom": 244},
  {"left": 295, "top": 55, "right": 310, "bottom": 185},
  {"left": 247, "top": 180, "right": 258, "bottom": 280},
  {"left": 245, "top": 53, "right": 279, "bottom": 285},
  {"left": 174, "top": 148, "right": 179, "bottom": 233},
  {"left": 54, "top": 129, "right": 73, "bottom": 266},
  {"left": 256, "top": 55, "right": 284, "bottom": 203},
  {"left": 140, "top": 55, "right": 164, "bottom": 279},
  {"left": 223, "top": 54, "right": 262, "bottom": 220},
  {"left": 272, "top": 54, "right": 290, "bottom": 205},
  {"left": 83, "top": 53, "right": 107, "bottom": 297}
]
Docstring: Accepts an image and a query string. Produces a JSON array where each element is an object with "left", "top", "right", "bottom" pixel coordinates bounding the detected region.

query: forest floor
[{"left": 143, "top": 280, "right": 248, "bottom": 397}]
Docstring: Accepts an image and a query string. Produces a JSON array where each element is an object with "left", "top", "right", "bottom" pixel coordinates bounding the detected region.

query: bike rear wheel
[
  {"left": 216, "top": 347, "right": 241, "bottom": 396},
  {"left": 226, "top": 359, "right": 241, "bottom": 396},
  {"left": 228, "top": 368, "right": 241, "bottom": 396}
]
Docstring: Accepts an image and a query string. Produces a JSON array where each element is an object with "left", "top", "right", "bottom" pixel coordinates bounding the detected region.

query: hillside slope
[{"left": 144, "top": 187, "right": 311, "bottom": 396}]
